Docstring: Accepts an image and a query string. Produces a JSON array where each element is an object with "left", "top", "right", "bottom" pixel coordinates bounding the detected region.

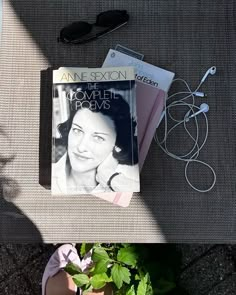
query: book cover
[
  {"left": 52, "top": 67, "right": 140, "bottom": 196},
  {"left": 103, "top": 49, "right": 175, "bottom": 92},
  {"left": 102, "top": 49, "right": 175, "bottom": 169}
]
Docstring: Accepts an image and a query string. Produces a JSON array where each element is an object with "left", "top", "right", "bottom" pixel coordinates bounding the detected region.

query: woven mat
[{"left": 0, "top": 0, "right": 235, "bottom": 242}]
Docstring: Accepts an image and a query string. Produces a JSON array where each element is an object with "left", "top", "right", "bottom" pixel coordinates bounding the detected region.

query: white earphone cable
[{"left": 154, "top": 77, "right": 216, "bottom": 193}]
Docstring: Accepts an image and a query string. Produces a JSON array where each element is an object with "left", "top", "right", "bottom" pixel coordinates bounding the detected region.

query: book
[
  {"left": 102, "top": 49, "right": 175, "bottom": 169},
  {"left": 103, "top": 49, "right": 174, "bottom": 92},
  {"left": 51, "top": 67, "right": 140, "bottom": 197}
]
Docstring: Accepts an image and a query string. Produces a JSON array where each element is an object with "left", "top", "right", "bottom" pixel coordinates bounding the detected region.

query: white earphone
[
  {"left": 155, "top": 66, "right": 217, "bottom": 193},
  {"left": 200, "top": 66, "right": 216, "bottom": 84},
  {"left": 185, "top": 103, "right": 209, "bottom": 121}
]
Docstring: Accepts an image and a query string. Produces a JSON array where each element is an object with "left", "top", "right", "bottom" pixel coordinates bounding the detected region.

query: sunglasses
[{"left": 58, "top": 10, "right": 129, "bottom": 45}]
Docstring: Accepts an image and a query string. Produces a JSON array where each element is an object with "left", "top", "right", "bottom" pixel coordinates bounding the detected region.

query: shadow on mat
[{"left": 0, "top": 128, "right": 42, "bottom": 242}]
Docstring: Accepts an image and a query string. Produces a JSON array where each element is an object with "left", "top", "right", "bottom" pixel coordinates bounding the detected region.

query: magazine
[
  {"left": 52, "top": 67, "right": 140, "bottom": 196},
  {"left": 102, "top": 49, "right": 175, "bottom": 169}
]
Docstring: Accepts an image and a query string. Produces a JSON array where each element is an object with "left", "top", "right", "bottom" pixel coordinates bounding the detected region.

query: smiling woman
[
  {"left": 51, "top": 73, "right": 140, "bottom": 196},
  {"left": 68, "top": 109, "right": 116, "bottom": 175}
]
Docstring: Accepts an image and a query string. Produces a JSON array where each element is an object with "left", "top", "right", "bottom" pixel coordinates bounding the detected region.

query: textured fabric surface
[{"left": 0, "top": 0, "right": 235, "bottom": 242}]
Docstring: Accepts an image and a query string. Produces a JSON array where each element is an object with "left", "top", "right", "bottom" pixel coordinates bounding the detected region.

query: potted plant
[{"left": 64, "top": 243, "right": 188, "bottom": 295}]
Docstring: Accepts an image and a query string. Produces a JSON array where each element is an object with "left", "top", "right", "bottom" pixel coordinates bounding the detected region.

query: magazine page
[{"left": 52, "top": 67, "right": 140, "bottom": 195}]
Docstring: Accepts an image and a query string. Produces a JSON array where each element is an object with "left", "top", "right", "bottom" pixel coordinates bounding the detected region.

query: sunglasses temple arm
[
  {"left": 71, "top": 21, "right": 128, "bottom": 45},
  {"left": 96, "top": 21, "right": 128, "bottom": 38}
]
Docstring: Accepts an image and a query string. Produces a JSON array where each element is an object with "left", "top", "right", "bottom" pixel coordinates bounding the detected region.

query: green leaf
[
  {"left": 111, "top": 264, "right": 122, "bottom": 289},
  {"left": 137, "top": 273, "right": 148, "bottom": 295},
  {"left": 64, "top": 262, "right": 81, "bottom": 276},
  {"left": 80, "top": 243, "right": 93, "bottom": 257},
  {"left": 72, "top": 274, "right": 90, "bottom": 287},
  {"left": 92, "top": 247, "right": 110, "bottom": 262},
  {"left": 117, "top": 246, "right": 138, "bottom": 267},
  {"left": 80, "top": 243, "right": 87, "bottom": 257},
  {"left": 111, "top": 264, "right": 131, "bottom": 289},
  {"left": 122, "top": 268, "right": 131, "bottom": 284},
  {"left": 92, "top": 259, "right": 109, "bottom": 275},
  {"left": 126, "top": 285, "right": 136, "bottom": 295},
  {"left": 82, "top": 284, "right": 93, "bottom": 294},
  {"left": 90, "top": 273, "right": 109, "bottom": 289},
  {"left": 146, "top": 284, "right": 154, "bottom": 295}
]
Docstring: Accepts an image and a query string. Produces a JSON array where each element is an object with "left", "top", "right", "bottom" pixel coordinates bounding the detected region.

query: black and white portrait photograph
[{"left": 51, "top": 71, "right": 140, "bottom": 195}]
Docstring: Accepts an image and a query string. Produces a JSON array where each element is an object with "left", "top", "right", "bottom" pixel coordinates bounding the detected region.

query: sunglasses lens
[
  {"left": 60, "top": 21, "right": 92, "bottom": 42},
  {"left": 96, "top": 10, "right": 129, "bottom": 27}
]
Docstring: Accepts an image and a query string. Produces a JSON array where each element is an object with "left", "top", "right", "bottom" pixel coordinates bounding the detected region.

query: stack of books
[{"left": 48, "top": 48, "right": 174, "bottom": 207}]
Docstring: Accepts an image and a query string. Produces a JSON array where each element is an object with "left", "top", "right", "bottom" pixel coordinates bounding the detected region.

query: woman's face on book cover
[{"left": 68, "top": 108, "right": 116, "bottom": 173}]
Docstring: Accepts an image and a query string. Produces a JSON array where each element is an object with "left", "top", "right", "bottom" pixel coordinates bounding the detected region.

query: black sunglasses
[{"left": 58, "top": 10, "right": 129, "bottom": 45}]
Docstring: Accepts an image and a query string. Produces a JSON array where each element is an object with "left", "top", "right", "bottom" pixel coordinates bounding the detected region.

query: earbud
[
  {"left": 186, "top": 103, "right": 209, "bottom": 121},
  {"left": 193, "top": 91, "right": 206, "bottom": 97},
  {"left": 200, "top": 66, "right": 216, "bottom": 84}
]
